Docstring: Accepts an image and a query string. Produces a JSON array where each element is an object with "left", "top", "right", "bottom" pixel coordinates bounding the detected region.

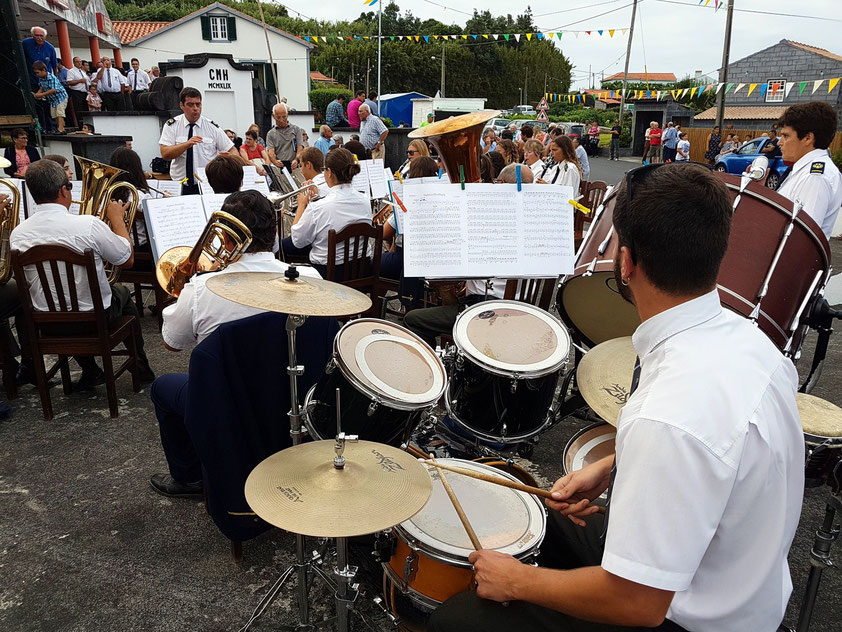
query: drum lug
[
  {"left": 373, "top": 530, "right": 395, "bottom": 563},
  {"left": 455, "top": 352, "right": 465, "bottom": 370},
  {"left": 402, "top": 551, "right": 418, "bottom": 588},
  {"left": 325, "top": 358, "right": 337, "bottom": 374},
  {"left": 584, "top": 257, "right": 597, "bottom": 276},
  {"left": 510, "top": 377, "right": 520, "bottom": 394},
  {"left": 368, "top": 400, "right": 380, "bottom": 417}
]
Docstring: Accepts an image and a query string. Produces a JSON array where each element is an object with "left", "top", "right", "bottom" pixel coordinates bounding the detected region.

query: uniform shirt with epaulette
[
  {"left": 158, "top": 114, "right": 233, "bottom": 182},
  {"left": 777, "top": 148, "right": 842, "bottom": 239}
]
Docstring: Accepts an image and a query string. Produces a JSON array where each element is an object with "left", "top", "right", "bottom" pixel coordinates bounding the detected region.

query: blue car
[{"left": 713, "top": 137, "right": 787, "bottom": 190}]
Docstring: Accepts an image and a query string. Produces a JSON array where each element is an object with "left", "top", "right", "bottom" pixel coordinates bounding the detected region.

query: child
[
  {"left": 676, "top": 132, "right": 690, "bottom": 162},
  {"left": 87, "top": 83, "right": 102, "bottom": 112},
  {"left": 32, "top": 61, "right": 68, "bottom": 133}
]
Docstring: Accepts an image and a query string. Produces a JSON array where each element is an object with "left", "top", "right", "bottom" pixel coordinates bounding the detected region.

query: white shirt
[
  {"left": 466, "top": 278, "right": 506, "bottom": 298},
  {"left": 311, "top": 172, "right": 330, "bottom": 197},
  {"left": 161, "top": 252, "right": 320, "bottom": 350},
  {"left": 527, "top": 159, "right": 545, "bottom": 178},
  {"left": 96, "top": 67, "right": 125, "bottom": 93},
  {"left": 602, "top": 290, "right": 803, "bottom": 632},
  {"left": 127, "top": 68, "right": 151, "bottom": 91},
  {"left": 290, "top": 183, "right": 372, "bottom": 265},
  {"left": 538, "top": 161, "right": 581, "bottom": 193},
  {"left": 575, "top": 144, "right": 590, "bottom": 177},
  {"left": 10, "top": 203, "right": 132, "bottom": 310},
  {"left": 676, "top": 139, "right": 690, "bottom": 161},
  {"left": 777, "top": 148, "right": 842, "bottom": 239},
  {"left": 158, "top": 114, "right": 234, "bottom": 183},
  {"left": 65, "top": 65, "right": 90, "bottom": 92}
]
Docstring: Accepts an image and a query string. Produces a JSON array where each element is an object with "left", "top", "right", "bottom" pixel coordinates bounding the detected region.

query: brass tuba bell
[
  {"left": 408, "top": 109, "right": 501, "bottom": 184},
  {"left": 0, "top": 178, "right": 22, "bottom": 284},
  {"left": 74, "top": 155, "right": 140, "bottom": 283}
]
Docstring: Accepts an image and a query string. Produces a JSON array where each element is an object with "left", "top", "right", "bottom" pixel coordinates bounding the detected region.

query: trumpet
[
  {"left": 266, "top": 182, "right": 324, "bottom": 210},
  {"left": 0, "top": 179, "right": 22, "bottom": 284},
  {"left": 74, "top": 156, "right": 140, "bottom": 283},
  {"left": 155, "top": 211, "right": 252, "bottom": 298}
]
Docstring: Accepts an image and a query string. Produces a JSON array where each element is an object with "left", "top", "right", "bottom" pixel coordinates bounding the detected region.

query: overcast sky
[{"left": 282, "top": 0, "right": 841, "bottom": 91}]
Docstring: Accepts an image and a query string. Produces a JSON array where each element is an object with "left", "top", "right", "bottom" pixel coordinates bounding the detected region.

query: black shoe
[
  {"left": 137, "top": 362, "right": 155, "bottom": 385},
  {"left": 150, "top": 473, "right": 203, "bottom": 499},
  {"left": 72, "top": 368, "right": 105, "bottom": 391}
]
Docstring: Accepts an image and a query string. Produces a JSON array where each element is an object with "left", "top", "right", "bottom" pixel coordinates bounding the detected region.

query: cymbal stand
[{"left": 332, "top": 403, "right": 359, "bottom": 632}]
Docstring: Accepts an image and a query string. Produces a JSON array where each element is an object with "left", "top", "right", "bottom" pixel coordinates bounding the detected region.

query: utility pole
[
  {"left": 524, "top": 66, "right": 529, "bottom": 105},
  {"left": 366, "top": 57, "right": 370, "bottom": 95},
  {"left": 715, "top": 0, "right": 735, "bottom": 131},
  {"left": 544, "top": 72, "right": 548, "bottom": 98},
  {"left": 618, "top": 0, "right": 639, "bottom": 130},
  {"left": 589, "top": 64, "right": 592, "bottom": 89},
  {"left": 440, "top": 42, "right": 445, "bottom": 97},
  {"left": 350, "top": 62, "right": 355, "bottom": 93}
]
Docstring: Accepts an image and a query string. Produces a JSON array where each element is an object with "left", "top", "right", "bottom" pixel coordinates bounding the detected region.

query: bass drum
[
  {"left": 556, "top": 173, "right": 831, "bottom": 356},
  {"left": 304, "top": 319, "right": 447, "bottom": 446}
]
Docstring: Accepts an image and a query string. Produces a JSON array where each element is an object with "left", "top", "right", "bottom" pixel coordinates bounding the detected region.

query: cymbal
[
  {"left": 0, "top": 156, "right": 10, "bottom": 169},
  {"left": 797, "top": 393, "right": 842, "bottom": 439},
  {"left": 245, "top": 440, "right": 432, "bottom": 537},
  {"left": 205, "top": 271, "right": 372, "bottom": 317},
  {"left": 576, "top": 336, "right": 637, "bottom": 427}
]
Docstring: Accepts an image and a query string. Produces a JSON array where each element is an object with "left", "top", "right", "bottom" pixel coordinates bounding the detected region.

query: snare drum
[
  {"left": 304, "top": 319, "right": 447, "bottom": 446},
  {"left": 446, "top": 300, "right": 570, "bottom": 445},
  {"left": 798, "top": 393, "right": 842, "bottom": 488},
  {"left": 383, "top": 458, "right": 546, "bottom": 623}
]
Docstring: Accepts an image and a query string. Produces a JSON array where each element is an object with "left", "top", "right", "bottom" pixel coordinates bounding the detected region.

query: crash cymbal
[
  {"left": 797, "top": 393, "right": 842, "bottom": 440},
  {"left": 0, "top": 156, "right": 11, "bottom": 169},
  {"left": 206, "top": 270, "right": 372, "bottom": 317},
  {"left": 245, "top": 440, "right": 432, "bottom": 537},
  {"left": 576, "top": 336, "right": 637, "bottom": 427}
]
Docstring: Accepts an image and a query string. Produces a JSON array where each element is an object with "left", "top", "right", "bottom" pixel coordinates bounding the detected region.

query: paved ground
[{"left": 1, "top": 187, "right": 841, "bottom": 631}]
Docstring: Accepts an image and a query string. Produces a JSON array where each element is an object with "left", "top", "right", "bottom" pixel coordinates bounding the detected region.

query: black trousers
[
  {"left": 428, "top": 511, "right": 688, "bottom": 632},
  {"left": 101, "top": 91, "right": 124, "bottom": 112},
  {"left": 68, "top": 89, "right": 87, "bottom": 127},
  {"left": 0, "top": 280, "right": 29, "bottom": 361},
  {"left": 149, "top": 373, "right": 198, "bottom": 482}
]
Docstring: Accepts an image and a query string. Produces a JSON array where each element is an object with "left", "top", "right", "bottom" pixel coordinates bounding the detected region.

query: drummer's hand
[
  {"left": 546, "top": 457, "right": 613, "bottom": 526},
  {"left": 469, "top": 550, "right": 527, "bottom": 602}
]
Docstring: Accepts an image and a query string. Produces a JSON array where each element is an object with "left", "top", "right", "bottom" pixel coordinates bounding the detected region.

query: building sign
[{"left": 207, "top": 68, "right": 232, "bottom": 91}]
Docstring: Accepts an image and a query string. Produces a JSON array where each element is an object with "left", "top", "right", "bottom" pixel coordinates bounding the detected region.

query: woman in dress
[{"left": 705, "top": 125, "right": 722, "bottom": 164}]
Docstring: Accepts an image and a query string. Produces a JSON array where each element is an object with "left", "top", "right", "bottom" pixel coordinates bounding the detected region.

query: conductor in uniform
[
  {"left": 776, "top": 101, "right": 842, "bottom": 239},
  {"left": 159, "top": 87, "right": 237, "bottom": 195}
]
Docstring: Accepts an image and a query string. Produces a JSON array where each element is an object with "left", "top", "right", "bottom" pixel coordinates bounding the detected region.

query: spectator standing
[
  {"left": 266, "top": 102, "right": 304, "bottom": 171},
  {"left": 716, "top": 134, "right": 738, "bottom": 160},
  {"left": 761, "top": 128, "right": 782, "bottom": 160},
  {"left": 704, "top": 125, "right": 723, "bottom": 164},
  {"left": 33, "top": 61, "right": 68, "bottom": 133},
  {"left": 609, "top": 120, "right": 622, "bottom": 160},
  {"left": 641, "top": 123, "right": 652, "bottom": 163},
  {"left": 662, "top": 121, "right": 679, "bottom": 162},
  {"left": 571, "top": 137, "right": 591, "bottom": 179},
  {"left": 358, "top": 104, "right": 388, "bottom": 159},
  {"left": 127, "top": 58, "right": 151, "bottom": 109},
  {"left": 56, "top": 60, "right": 68, "bottom": 85},
  {"left": 313, "top": 125, "right": 335, "bottom": 156},
  {"left": 648, "top": 122, "right": 663, "bottom": 163},
  {"left": 22, "top": 27, "right": 58, "bottom": 132},
  {"left": 87, "top": 84, "right": 102, "bottom": 111},
  {"left": 149, "top": 66, "right": 161, "bottom": 80},
  {"left": 326, "top": 95, "right": 349, "bottom": 128},
  {"left": 676, "top": 132, "right": 690, "bottom": 161},
  {"left": 347, "top": 90, "right": 366, "bottom": 128},
  {"left": 364, "top": 91, "right": 379, "bottom": 116},
  {"left": 94, "top": 57, "right": 126, "bottom": 112},
  {"left": 420, "top": 112, "right": 434, "bottom": 127},
  {"left": 3, "top": 129, "right": 40, "bottom": 177},
  {"left": 65, "top": 56, "right": 90, "bottom": 124}
]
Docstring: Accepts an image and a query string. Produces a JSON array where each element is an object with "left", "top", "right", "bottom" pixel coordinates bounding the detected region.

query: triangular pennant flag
[
  {"left": 433, "top": 35, "right": 439, "bottom": 40},
  {"left": 471, "top": 35, "right": 477, "bottom": 40},
  {"left": 598, "top": 30, "right": 603, "bottom": 36},
  {"left": 423, "top": 36, "right": 429, "bottom": 42},
  {"left": 760, "top": 84, "right": 768, "bottom": 96},
  {"left": 622, "top": 29, "right": 627, "bottom": 35},
  {"left": 733, "top": 83, "right": 745, "bottom": 94},
  {"left": 389, "top": 36, "right": 395, "bottom": 41},
  {"left": 557, "top": 32, "right": 563, "bottom": 39},
  {"left": 799, "top": 81, "right": 807, "bottom": 95},
  {"left": 689, "top": 87, "right": 698, "bottom": 98},
  {"left": 537, "top": 32, "right": 544, "bottom": 39},
  {"left": 414, "top": 35, "right": 420, "bottom": 42},
  {"left": 699, "top": 85, "right": 708, "bottom": 95},
  {"left": 747, "top": 83, "right": 757, "bottom": 96},
  {"left": 503, "top": 34, "right": 510, "bottom": 41},
  {"left": 725, "top": 83, "right": 733, "bottom": 94},
  {"left": 829, "top": 78, "right": 840, "bottom": 93},
  {"left": 526, "top": 33, "right": 532, "bottom": 41},
  {"left": 574, "top": 32, "right": 579, "bottom": 39},
  {"left": 482, "top": 34, "right": 489, "bottom": 39},
  {"left": 548, "top": 33, "right": 554, "bottom": 39},
  {"left": 586, "top": 31, "right": 591, "bottom": 35},
  {"left": 609, "top": 30, "right": 615, "bottom": 38},
  {"left": 670, "top": 89, "right": 678, "bottom": 100},
  {"left": 771, "top": 82, "right": 780, "bottom": 97},
  {"left": 716, "top": 82, "right": 724, "bottom": 94},
  {"left": 704, "top": 0, "right": 711, "bottom": 6},
  {"left": 461, "top": 34, "right": 468, "bottom": 40},
  {"left": 346, "top": 36, "right": 353, "bottom": 41},
  {"left": 363, "top": 36, "right": 370, "bottom": 40},
  {"left": 397, "top": 35, "right": 403, "bottom": 40},
  {"left": 646, "top": 90, "right": 652, "bottom": 98},
  {"left": 514, "top": 34, "right": 520, "bottom": 42},
  {"left": 656, "top": 90, "right": 662, "bottom": 101},
  {"left": 680, "top": 88, "right": 689, "bottom": 98},
  {"left": 813, "top": 79, "right": 824, "bottom": 94},
  {"left": 304, "top": 36, "right": 310, "bottom": 42}
]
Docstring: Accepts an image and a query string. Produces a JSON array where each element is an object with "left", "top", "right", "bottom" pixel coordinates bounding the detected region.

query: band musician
[
  {"left": 150, "top": 190, "right": 320, "bottom": 498},
  {"left": 429, "top": 163, "right": 804, "bottom": 632}
]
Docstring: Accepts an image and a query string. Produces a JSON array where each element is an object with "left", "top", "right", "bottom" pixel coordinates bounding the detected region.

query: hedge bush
[{"left": 309, "top": 88, "right": 354, "bottom": 118}]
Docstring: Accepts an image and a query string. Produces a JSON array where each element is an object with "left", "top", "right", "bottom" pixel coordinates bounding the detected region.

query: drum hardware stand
[
  {"left": 799, "top": 297, "right": 841, "bottom": 394},
  {"left": 793, "top": 458, "right": 841, "bottom": 632},
  {"left": 749, "top": 201, "right": 801, "bottom": 323},
  {"left": 784, "top": 271, "right": 826, "bottom": 361}
]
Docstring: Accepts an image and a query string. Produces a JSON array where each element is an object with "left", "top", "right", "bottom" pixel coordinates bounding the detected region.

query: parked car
[
  {"left": 512, "top": 105, "right": 536, "bottom": 116},
  {"left": 566, "top": 123, "right": 585, "bottom": 140},
  {"left": 714, "top": 137, "right": 787, "bottom": 190},
  {"left": 489, "top": 118, "right": 511, "bottom": 134}
]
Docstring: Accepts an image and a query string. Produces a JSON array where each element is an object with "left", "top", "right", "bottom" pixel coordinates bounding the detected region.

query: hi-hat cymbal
[
  {"left": 797, "top": 393, "right": 842, "bottom": 440},
  {"left": 206, "top": 271, "right": 372, "bottom": 317},
  {"left": 576, "top": 336, "right": 637, "bottom": 426},
  {"left": 245, "top": 440, "right": 432, "bottom": 537}
]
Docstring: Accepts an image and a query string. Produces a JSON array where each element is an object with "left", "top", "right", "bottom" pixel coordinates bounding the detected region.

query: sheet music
[
  {"left": 402, "top": 182, "right": 575, "bottom": 278},
  {"left": 241, "top": 165, "right": 259, "bottom": 187},
  {"left": 201, "top": 193, "right": 230, "bottom": 218},
  {"left": 68, "top": 181, "right": 83, "bottom": 214},
  {"left": 147, "top": 179, "right": 182, "bottom": 198},
  {"left": 384, "top": 167, "right": 395, "bottom": 182},
  {"left": 5, "top": 179, "right": 29, "bottom": 222},
  {"left": 368, "top": 159, "right": 388, "bottom": 199},
  {"left": 281, "top": 167, "right": 298, "bottom": 192},
  {"left": 387, "top": 180, "right": 404, "bottom": 235},
  {"left": 143, "top": 196, "right": 209, "bottom": 263},
  {"left": 352, "top": 160, "right": 371, "bottom": 197}
]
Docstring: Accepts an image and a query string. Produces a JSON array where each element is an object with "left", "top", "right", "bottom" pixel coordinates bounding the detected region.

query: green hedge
[{"left": 309, "top": 88, "right": 354, "bottom": 119}]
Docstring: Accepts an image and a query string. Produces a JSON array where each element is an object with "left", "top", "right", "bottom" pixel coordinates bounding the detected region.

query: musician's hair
[
  {"left": 496, "top": 139, "right": 519, "bottom": 164},
  {"left": 109, "top": 146, "right": 149, "bottom": 198},
  {"left": 24, "top": 159, "right": 67, "bottom": 203},
  {"left": 206, "top": 154, "right": 245, "bottom": 194},
  {"left": 520, "top": 125, "right": 534, "bottom": 139},
  {"left": 486, "top": 151, "right": 506, "bottom": 178},
  {"left": 408, "top": 157, "right": 437, "bottom": 179},
  {"left": 408, "top": 139, "right": 430, "bottom": 158},
  {"left": 220, "top": 190, "right": 276, "bottom": 253},
  {"left": 778, "top": 101, "right": 837, "bottom": 149},
  {"left": 324, "top": 148, "right": 360, "bottom": 184},
  {"left": 523, "top": 139, "right": 544, "bottom": 158},
  {"left": 299, "top": 147, "right": 324, "bottom": 172},
  {"left": 613, "top": 163, "right": 731, "bottom": 295},
  {"left": 498, "top": 164, "right": 534, "bottom": 184},
  {"left": 42, "top": 154, "right": 69, "bottom": 169},
  {"left": 552, "top": 136, "right": 579, "bottom": 171},
  {"left": 179, "top": 87, "right": 201, "bottom": 103},
  {"left": 342, "top": 140, "right": 368, "bottom": 163},
  {"left": 479, "top": 154, "right": 495, "bottom": 183}
]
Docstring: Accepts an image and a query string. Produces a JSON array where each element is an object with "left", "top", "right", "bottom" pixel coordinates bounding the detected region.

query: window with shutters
[
  {"left": 210, "top": 16, "right": 228, "bottom": 41},
  {"left": 766, "top": 80, "right": 786, "bottom": 103}
]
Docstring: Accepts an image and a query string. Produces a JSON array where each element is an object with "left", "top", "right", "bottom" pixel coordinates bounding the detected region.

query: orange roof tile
[
  {"left": 113, "top": 21, "right": 170, "bottom": 44},
  {"left": 785, "top": 40, "right": 842, "bottom": 63},
  {"left": 310, "top": 71, "right": 335, "bottom": 82},
  {"left": 694, "top": 105, "right": 787, "bottom": 120},
  {"left": 604, "top": 72, "right": 677, "bottom": 82}
]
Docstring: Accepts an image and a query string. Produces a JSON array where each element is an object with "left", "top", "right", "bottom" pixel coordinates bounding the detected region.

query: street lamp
[{"left": 518, "top": 87, "right": 522, "bottom": 106}]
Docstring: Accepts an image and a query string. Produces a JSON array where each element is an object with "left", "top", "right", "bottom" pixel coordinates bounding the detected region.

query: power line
[
  {"left": 546, "top": 0, "right": 640, "bottom": 31},
  {"left": 534, "top": 0, "right": 627, "bottom": 19},
  {"left": 652, "top": 0, "right": 842, "bottom": 23}
]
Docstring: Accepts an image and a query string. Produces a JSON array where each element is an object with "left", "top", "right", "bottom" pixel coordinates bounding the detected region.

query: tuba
[
  {"left": 155, "top": 211, "right": 253, "bottom": 297},
  {"left": 74, "top": 156, "right": 140, "bottom": 283},
  {"left": 408, "top": 109, "right": 501, "bottom": 184},
  {"left": 0, "top": 179, "right": 22, "bottom": 284}
]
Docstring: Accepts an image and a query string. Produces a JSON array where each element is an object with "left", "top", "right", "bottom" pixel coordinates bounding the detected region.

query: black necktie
[
  {"left": 186, "top": 123, "right": 195, "bottom": 186},
  {"left": 107, "top": 70, "right": 112, "bottom": 89},
  {"left": 601, "top": 356, "right": 641, "bottom": 541},
  {"left": 133, "top": 72, "right": 137, "bottom": 90}
]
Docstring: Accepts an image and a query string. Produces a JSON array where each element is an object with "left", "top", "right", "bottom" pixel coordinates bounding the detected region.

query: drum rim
[
  {"left": 453, "top": 300, "right": 571, "bottom": 378},
  {"left": 333, "top": 318, "right": 447, "bottom": 410},
  {"left": 393, "top": 458, "right": 547, "bottom": 563},
  {"left": 444, "top": 390, "right": 554, "bottom": 444},
  {"left": 804, "top": 431, "right": 842, "bottom": 447},
  {"left": 561, "top": 422, "right": 616, "bottom": 475},
  {"left": 382, "top": 563, "right": 449, "bottom": 612},
  {"left": 302, "top": 384, "right": 324, "bottom": 439}
]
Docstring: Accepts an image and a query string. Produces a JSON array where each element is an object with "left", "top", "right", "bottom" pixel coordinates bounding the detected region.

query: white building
[{"left": 71, "top": 2, "right": 313, "bottom": 110}]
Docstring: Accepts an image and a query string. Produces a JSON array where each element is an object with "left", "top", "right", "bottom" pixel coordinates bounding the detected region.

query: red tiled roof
[
  {"left": 785, "top": 40, "right": 842, "bottom": 63},
  {"left": 310, "top": 71, "right": 335, "bottom": 82},
  {"left": 694, "top": 105, "right": 787, "bottom": 120},
  {"left": 604, "top": 72, "right": 677, "bottom": 82},
  {"left": 113, "top": 21, "right": 170, "bottom": 44}
]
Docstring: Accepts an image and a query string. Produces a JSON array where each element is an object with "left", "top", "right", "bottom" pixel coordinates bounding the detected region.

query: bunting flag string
[{"left": 302, "top": 28, "right": 629, "bottom": 43}]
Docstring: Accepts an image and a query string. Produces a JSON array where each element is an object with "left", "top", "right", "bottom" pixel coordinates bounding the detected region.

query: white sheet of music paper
[
  {"left": 7, "top": 178, "right": 32, "bottom": 221},
  {"left": 241, "top": 165, "right": 272, "bottom": 195},
  {"left": 143, "top": 196, "right": 209, "bottom": 263},
  {"left": 368, "top": 159, "right": 388, "bottom": 199},
  {"left": 384, "top": 167, "right": 395, "bottom": 182},
  {"left": 352, "top": 160, "right": 371, "bottom": 197},
  {"left": 68, "top": 182, "right": 83, "bottom": 214},
  {"left": 387, "top": 180, "right": 404, "bottom": 235},
  {"left": 201, "top": 193, "right": 230, "bottom": 218},
  {"left": 281, "top": 167, "right": 298, "bottom": 191},
  {"left": 148, "top": 180, "right": 182, "bottom": 198},
  {"left": 402, "top": 182, "right": 575, "bottom": 278}
]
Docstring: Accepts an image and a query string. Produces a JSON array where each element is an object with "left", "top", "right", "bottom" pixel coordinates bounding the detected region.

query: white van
[{"left": 512, "top": 105, "right": 536, "bottom": 116}]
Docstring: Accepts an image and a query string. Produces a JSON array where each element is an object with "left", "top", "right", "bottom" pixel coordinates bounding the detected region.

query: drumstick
[
  {"left": 421, "top": 459, "right": 606, "bottom": 514},
  {"left": 428, "top": 453, "right": 483, "bottom": 551}
]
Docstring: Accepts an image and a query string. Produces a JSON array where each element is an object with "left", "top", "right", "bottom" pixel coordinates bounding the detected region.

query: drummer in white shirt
[
  {"left": 776, "top": 101, "right": 842, "bottom": 240},
  {"left": 283, "top": 147, "right": 372, "bottom": 277}
]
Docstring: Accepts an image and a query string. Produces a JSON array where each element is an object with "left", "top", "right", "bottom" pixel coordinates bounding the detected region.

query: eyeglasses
[{"left": 407, "top": 150, "right": 417, "bottom": 156}]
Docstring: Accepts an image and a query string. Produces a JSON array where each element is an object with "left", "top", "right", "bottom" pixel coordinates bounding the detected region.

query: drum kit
[{"left": 201, "top": 158, "right": 842, "bottom": 631}]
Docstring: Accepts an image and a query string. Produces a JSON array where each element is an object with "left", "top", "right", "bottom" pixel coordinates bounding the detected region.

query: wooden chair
[
  {"left": 504, "top": 278, "right": 556, "bottom": 311},
  {"left": 118, "top": 218, "right": 168, "bottom": 330},
  {"left": 12, "top": 246, "right": 141, "bottom": 419},
  {"left": 326, "top": 223, "right": 383, "bottom": 317},
  {"left": 0, "top": 338, "right": 16, "bottom": 400},
  {"left": 577, "top": 180, "right": 608, "bottom": 248}
]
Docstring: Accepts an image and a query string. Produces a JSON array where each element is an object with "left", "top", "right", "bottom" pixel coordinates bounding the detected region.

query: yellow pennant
[
  {"left": 461, "top": 34, "right": 468, "bottom": 39},
  {"left": 747, "top": 83, "right": 757, "bottom": 96},
  {"left": 483, "top": 34, "right": 489, "bottom": 39},
  {"left": 689, "top": 87, "right": 698, "bottom": 98},
  {"left": 829, "top": 78, "right": 841, "bottom": 93},
  {"left": 312, "top": 36, "right": 318, "bottom": 42},
  {"left": 526, "top": 33, "right": 533, "bottom": 41},
  {"left": 670, "top": 89, "right": 678, "bottom": 100},
  {"left": 609, "top": 29, "right": 615, "bottom": 38},
  {"left": 414, "top": 35, "right": 420, "bottom": 42},
  {"left": 433, "top": 35, "right": 439, "bottom": 39},
  {"left": 548, "top": 32, "right": 554, "bottom": 39}
]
